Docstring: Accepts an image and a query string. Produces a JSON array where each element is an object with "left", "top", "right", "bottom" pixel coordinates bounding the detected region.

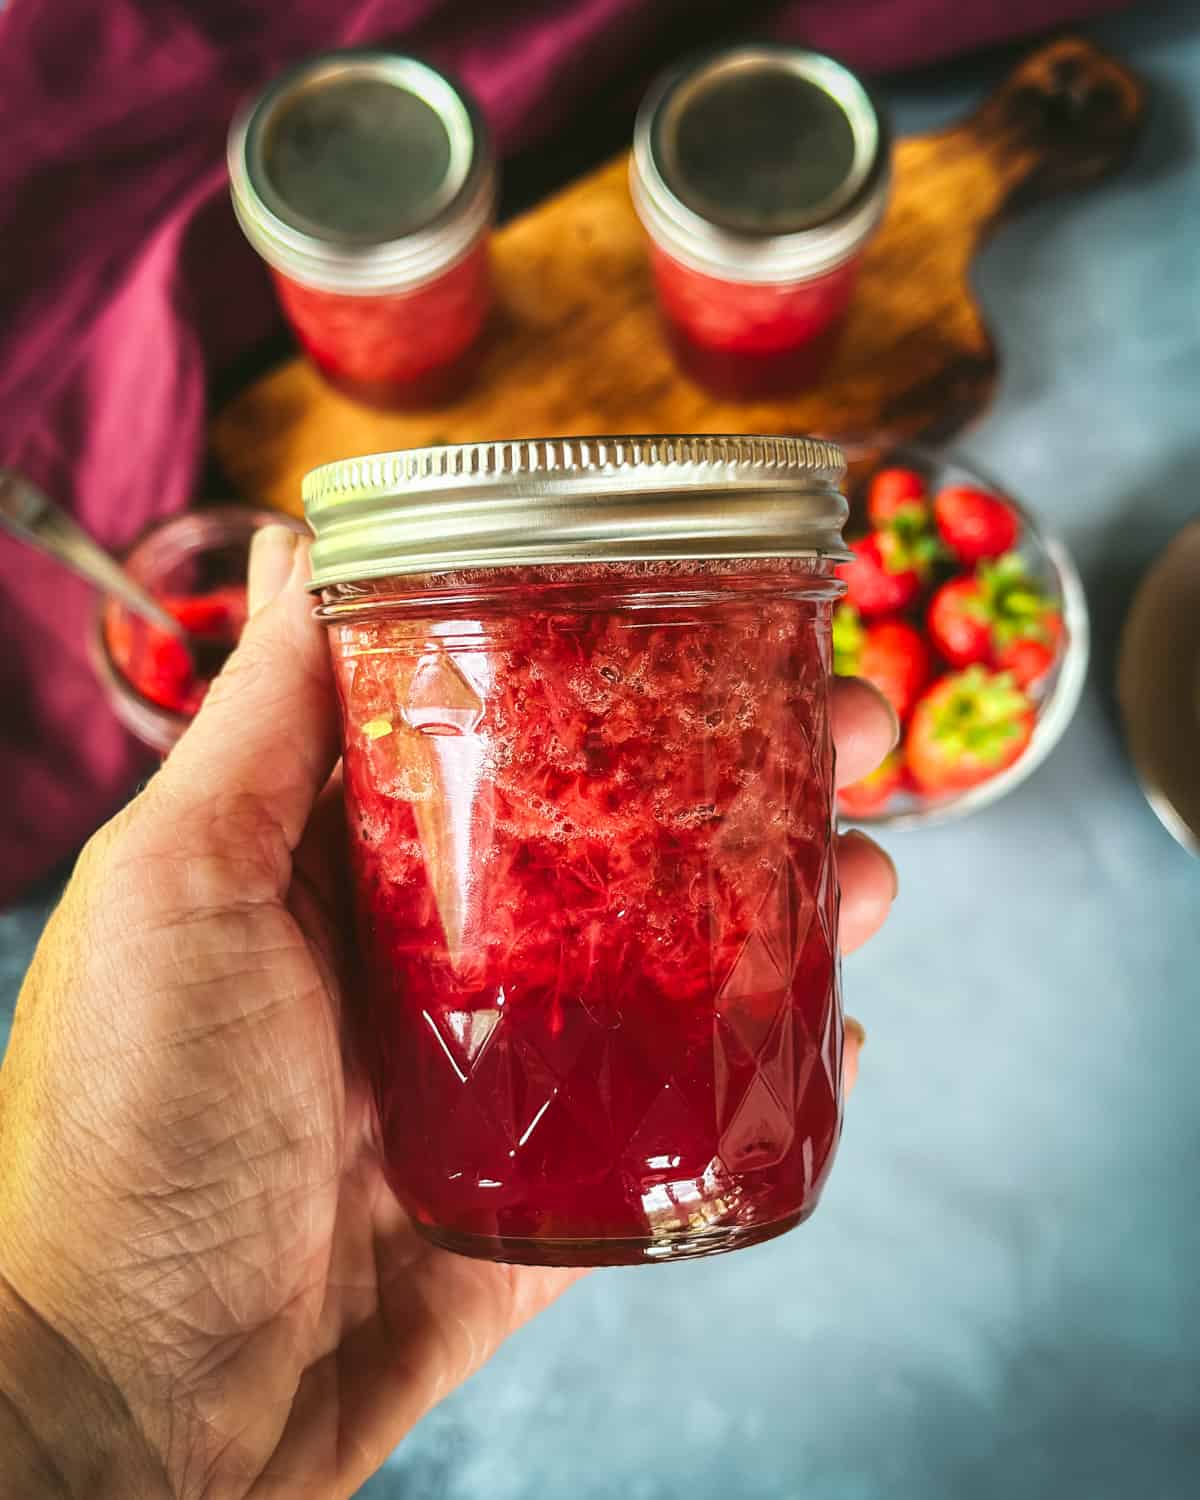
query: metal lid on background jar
[
  {"left": 228, "top": 49, "right": 495, "bottom": 294},
  {"left": 631, "top": 46, "right": 891, "bottom": 283},
  {"left": 302, "top": 435, "right": 850, "bottom": 586}
]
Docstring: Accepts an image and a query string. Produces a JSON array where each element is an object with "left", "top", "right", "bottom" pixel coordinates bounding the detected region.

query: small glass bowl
[
  {"left": 91, "top": 505, "right": 306, "bottom": 753},
  {"left": 839, "top": 446, "right": 1089, "bottom": 830}
]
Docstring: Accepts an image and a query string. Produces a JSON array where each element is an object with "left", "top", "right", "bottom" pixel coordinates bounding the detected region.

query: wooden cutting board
[{"left": 211, "top": 36, "right": 1144, "bottom": 512}]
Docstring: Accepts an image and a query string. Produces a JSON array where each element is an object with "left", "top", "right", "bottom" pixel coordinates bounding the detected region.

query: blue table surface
[{"left": 4, "top": 4, "right": 1200, "bottom": 1496}]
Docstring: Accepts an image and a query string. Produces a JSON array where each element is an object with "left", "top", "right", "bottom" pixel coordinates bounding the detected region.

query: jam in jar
[
  {"left": 631, "top": 47, "right": 890, "bottom": 398},
  {"left": 229, "top": 50, "right": 495, "bottom": 408},
  {"left": 306, "top": 436, "right": 852, "bottom": 1266}
]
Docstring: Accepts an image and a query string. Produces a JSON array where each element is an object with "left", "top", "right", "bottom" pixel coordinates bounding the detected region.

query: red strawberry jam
[
  {"left": 649, "top": 245, "right": 864, "bottom": 398},
  {"left": 104, "top": 585, "right": 247, "bottom": 717},
  {"left": 271, "top": 240, "right": 491, "bottom": 409},
  {"left": 328, "top": 560, "right": 843, "bottom": 1265}
]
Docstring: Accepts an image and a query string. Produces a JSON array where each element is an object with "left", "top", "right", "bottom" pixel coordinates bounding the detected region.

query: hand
[{"left": 0, "top": 528, "right": 898, "bottom": 1500}]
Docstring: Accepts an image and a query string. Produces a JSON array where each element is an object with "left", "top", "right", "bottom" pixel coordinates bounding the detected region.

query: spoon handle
[{"left": 0, "top": 469, "right": 185, "bottom": 638}]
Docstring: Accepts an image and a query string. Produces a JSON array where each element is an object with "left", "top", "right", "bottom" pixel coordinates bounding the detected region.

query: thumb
[{"left": 146, "top": 525, "right": 340, "bottom": 888}]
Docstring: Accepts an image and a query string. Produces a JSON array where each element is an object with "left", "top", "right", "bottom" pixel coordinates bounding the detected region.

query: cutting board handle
[{"left": 964, "top": 37, "right": 1145, "bottom": 220}]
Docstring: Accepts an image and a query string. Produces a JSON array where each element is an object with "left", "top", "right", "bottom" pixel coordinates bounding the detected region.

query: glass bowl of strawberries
[
  {"left": 834, "top": 447, "right": 1089, "bottom": 828},
  {"left": 91, "top": 505, "right": 306, "bottom": 753}
]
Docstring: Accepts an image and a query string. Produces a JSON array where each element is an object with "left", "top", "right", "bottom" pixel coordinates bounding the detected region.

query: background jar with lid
[
  {"left": 228, "top": 50, "right": 496, "bottom": 408},
  {"left": 305, "top": 436, "right": 852, "bottom": 1267},
  {"left": 631, "top": 47, "right": 891, "bottom": 399}
]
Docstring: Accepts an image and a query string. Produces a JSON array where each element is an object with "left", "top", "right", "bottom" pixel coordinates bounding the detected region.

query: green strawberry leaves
[
  {"left": 876, "top": 523, "right": 943, "bottom": 579},
  {"left": 979, "top": 553, "right": 1061, "bottom": 648},
  {"left": 832, "top": 604, "right": 865, "bottom": 675},
  {"left": 928, "top": 666, "right": 1031, "bottom": 766}
]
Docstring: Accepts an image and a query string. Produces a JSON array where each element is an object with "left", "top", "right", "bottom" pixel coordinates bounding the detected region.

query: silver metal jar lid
[
  {"left": 228, "top": 49, "right": 495, "bottom": 294},
  {"left": 631, "top": 46, "right": 890, "bottom": 284},
  {"left": 303, "top": 435, "right": 850, "bottom": 587}
]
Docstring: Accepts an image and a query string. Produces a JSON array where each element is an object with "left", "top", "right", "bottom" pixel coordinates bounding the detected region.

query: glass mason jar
[
  {"left": 631, "top": 47, "right": 891, "bottom": 399},
  {"left": 93, "top": 505, "right": 300, "bottom": 753},
  {"left": 228, "top": 50, "right": 496, "bottom": 409},
  {"left": 306, "top": 436, "right": 852, "bottom": 1267}
]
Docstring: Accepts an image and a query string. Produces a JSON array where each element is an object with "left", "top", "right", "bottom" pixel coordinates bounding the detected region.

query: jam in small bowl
[{"left": 93, "top": 506, "right": 303, "bottom": 752}]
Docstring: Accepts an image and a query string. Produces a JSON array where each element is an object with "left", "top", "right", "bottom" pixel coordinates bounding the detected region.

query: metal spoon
[{"left": 0, "top": 467, "right": 193, "bottom": 643}]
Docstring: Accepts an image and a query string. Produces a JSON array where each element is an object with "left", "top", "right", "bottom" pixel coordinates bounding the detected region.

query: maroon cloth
[{"left": 0, "top": 0, "right": 1125, "bottom": 903}]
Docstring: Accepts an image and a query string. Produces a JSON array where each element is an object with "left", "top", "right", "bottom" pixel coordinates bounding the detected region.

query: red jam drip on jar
[
  {"left": 271, "top": 240, "right": 491, "bottom": 409},
  {"left": 330, "top": 561, "right": 842, "bottom": 1262},
  {"left": 648, "top": 245, "right": 863, "bottom": 398},
  {"left": 105, "top": 585, "right": 247, "bottom": 717}
]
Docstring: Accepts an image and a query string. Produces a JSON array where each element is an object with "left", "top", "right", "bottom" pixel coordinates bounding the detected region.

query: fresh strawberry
[
  {"left": 933, "top": 484, "right": 1020, "bottom": 563},
  {"left": 977, "top": 555, "right": 1064, "bottom": 688},
  {"left": 906, "top": 667, "right": 1035, "bottom": 796},
  {"left": 993, "top": 637, "right": 1052, "bottom": 690},
  {"left": 928, "top": 553, "right": 1062, "bottom": 678},
  {"left": 867, "top": 466, "right": 929, "bottom": 530},
  {"left": 838, "top": 530, "right": 936, "bottom": 618},
  {"left": 863, "top": 622, "right": 933, "bottom": 722},
  {"left": 833, "top": 605, "right": 931, "bottom": 722},
  {"left": 927, "top": 575, "right": 992, "bottom": 668},
  {"left": 994, "top": 609, "right": 1063, "bottom": 689},
  {"left": 838, "top": 749, "right": 906, "bottom": 817}
]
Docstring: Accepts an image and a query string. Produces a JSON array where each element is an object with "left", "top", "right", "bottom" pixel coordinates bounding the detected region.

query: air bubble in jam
[{"left": 329, "top": 560, "right": 843, "bottom": 1265}]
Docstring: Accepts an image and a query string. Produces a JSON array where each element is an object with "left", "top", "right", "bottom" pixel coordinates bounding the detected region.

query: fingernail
[
  {"left": 248, "top": 525, "right": 299, "bottom": 615},
  {"left": 845, "top": 1016, "right": 867, "bottom": 1048}
]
